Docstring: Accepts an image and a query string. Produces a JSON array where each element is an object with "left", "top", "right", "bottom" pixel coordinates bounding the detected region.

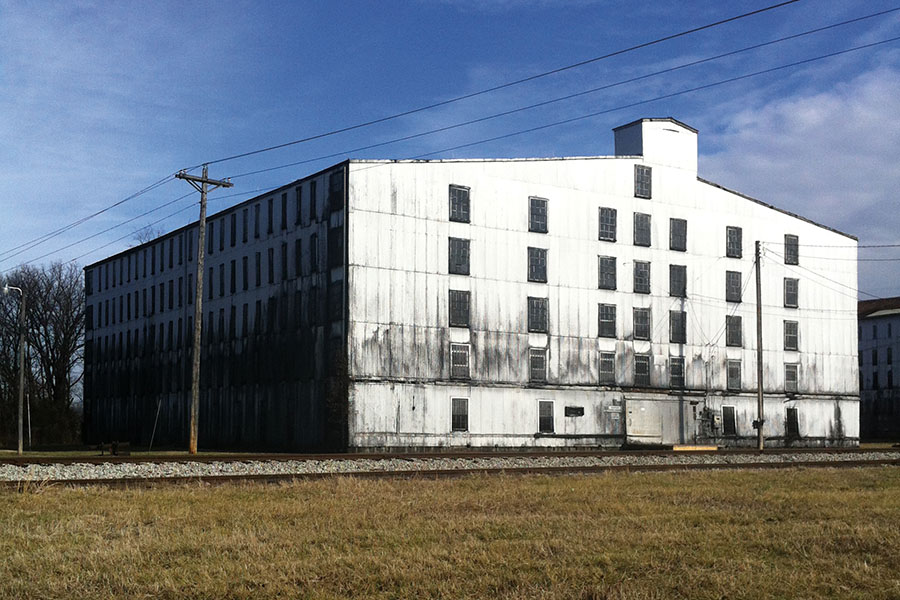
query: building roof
[
  {"left": 612, "top": 117, "right": 698, "bottom": 134},
  {"left": 859, "top": 297, "right": 900, "bottom": 319}
]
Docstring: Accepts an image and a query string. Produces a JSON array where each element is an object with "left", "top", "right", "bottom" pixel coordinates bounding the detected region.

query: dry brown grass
[{"left": 1, "top": 467, "right": 898, "bottom": 599}]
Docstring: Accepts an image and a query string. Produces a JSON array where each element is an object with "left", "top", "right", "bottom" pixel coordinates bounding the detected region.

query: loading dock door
[{"left": 626, "top": 397, "right": 700, "bottom": 446}]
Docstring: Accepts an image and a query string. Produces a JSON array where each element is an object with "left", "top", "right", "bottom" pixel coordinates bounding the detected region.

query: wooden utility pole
[
  {"left": 175, "top": 165, "right": 232, "bottom": 454},
  {"left": 755, "top": 240, "right": 765, "bottom": 451}
]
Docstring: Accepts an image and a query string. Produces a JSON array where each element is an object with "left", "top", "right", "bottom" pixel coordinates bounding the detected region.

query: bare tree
[{"left": 131, "top": 225, "right": 165, "bottom": 246}]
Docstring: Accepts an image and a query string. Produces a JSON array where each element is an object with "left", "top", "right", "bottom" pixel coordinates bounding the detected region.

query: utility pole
[
  {"left": 3, "top": 284, "right": 25, "bottom": 455},
  {"left": 175, "top": 165, "right": 232, "bottom": 454},
  {"left": 755, "top": 240, "right": 765, "bottom": 451}
]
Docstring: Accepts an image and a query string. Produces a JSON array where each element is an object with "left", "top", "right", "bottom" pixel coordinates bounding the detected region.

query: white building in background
[{"left": 84, "top": 118, "right": 859, "bottom": 450}]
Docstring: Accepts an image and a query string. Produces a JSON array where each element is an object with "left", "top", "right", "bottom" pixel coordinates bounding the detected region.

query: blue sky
[{"left": 1, "top": 0, "right": 899, "bottom": 296}]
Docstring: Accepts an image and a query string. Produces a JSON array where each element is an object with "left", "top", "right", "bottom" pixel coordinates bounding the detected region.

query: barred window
[
  {"left": 670, "top": 310, "right": 686, "bottom": 344},
  {"left": 722, "top": 406, "right": 736, "bottom": 436},
  {"left": 450, "top": 343, "right": 470, "bottom": 379},
  {"left": 449, "top": 185, "right": 470, "bottom": 223},
  {"left": 634, "top": 213, "right": 651, "bottom": 247},
  {"left": 599, "top": 207, "right": 617, "bottom": 241},
  {"left": 449, "top": 290, "right": 470, "bottom": 328},
  {"left": 600, "top": 352, "right": 616, "bottom": 384},
  {"left": 634, "top": 354, "right": 651, "bottom": 386},
  {"left": 726, "top": 315, "right": 742, "bottom": 347},
  {"left": 451, "top": 397, "right": 468, "bottom": 432},
  {"left": 538, "top": 400, "right": 554, "bottom": 433},
  {"left": 784, "top": 234, "right": 799, "bottom": 265},
  {"left": 633, "top": 261, "right": 650, "bottom": 294},
  {"left": 669, "top": 264, "right": 687, "bottom": 298},
  {"left": 598, "top": 304, "right": 616, "bottom": 338},
  {"left": 449, "top": 237, "right": 470, "bottom": 275},
  {"left": 633, "top": 308, "right": 651, "bottom": 340},
  {"left": 598, "top": 256, "right": 616, "bottom": 290},
  {"left": 727, "top": 360, "right": 741, "bottom": 391},
  {"left": 528, "top": 247, "right": 547, "bottom": 283},
  {"left": 670, "top": 356, "right": 685, "bottom": 388},
  {"left": 726, "top": 226, "right": 742, "bottom": 258},
  {"left": 785, "top": 363, "right": 798, "bottom": 393},
  {"left": 784, "top": 277, "right": 799, "bottom": 308},
  {"left": 726, "top": 271, "right": 742, "bottom": 303},
  {"left": 669, "top": 218, "right": 687, "bottom": 252},
  {"left": 784, "top": 320, "right": 799, "bottom": 351},
  {"left": 634, "top": 164, "right": 652, "bottom": 199},
  {"left": 529, "top": 347, "right": 547, "bottom": 382},
  {"left": 528, "top": 297, "right": 549, "bottom": 333},
  {"left": 529, "top": 197, "right": 548, "bottom": 233}
]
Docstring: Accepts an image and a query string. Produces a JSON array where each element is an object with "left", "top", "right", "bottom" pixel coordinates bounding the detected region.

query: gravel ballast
[{"left": 1, "top": 451, "right": 898, "bottom": 482}]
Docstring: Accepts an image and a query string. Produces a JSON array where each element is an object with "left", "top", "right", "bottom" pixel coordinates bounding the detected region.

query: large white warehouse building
[{"left": 83, "top": 118, "right": 859, "bottom": 450}]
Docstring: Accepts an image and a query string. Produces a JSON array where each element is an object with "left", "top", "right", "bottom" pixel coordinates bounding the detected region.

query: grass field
[{"left": 1, "top": 467, "right": 898, "bottom": 599}]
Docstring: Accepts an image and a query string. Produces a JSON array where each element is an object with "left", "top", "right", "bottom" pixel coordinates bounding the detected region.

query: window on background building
[
  {"left": 598, "top": 256, "right": 616, "bottom": 290},
  {"left": 309, "top": 180, "right": 317, "bottom": 221},
  {"left": 726, "top": 271, "right": 742, "bottom": 303},
  {"left": 669, "top": 218, "right": 687, "bottom": 252},
  {"left": 873, "top": 324, "right": 878, "bottom": 339},
  {"left": 281, "top": 193, "right": 288, "bottom": 230},
  {"left": 187, "top": 274, "right": 193, "bottom": 305},
  {"left": 219, "top": 218, "right": 224, "bottom": 251},
  {"left": 670, "top": 356, "right": 685, "bottom": 388},
  {"left": 600, "top": 352, "right": 616, "bottom": 384},
  {"left": 230, "top": 213, "right": 236, "bottom": 247},
  {"left": 633, "top": 308, "right": 651, "bottom": 341},
  {"left": 538, "top": 400, "right": 554, "bottom": 433},
  {"left": 784, "top": 278, "right": 799, "bottom": 308},
  {"left": 449, "top": 185, "right": 470, "bottom": 223},
  {"left": 634, "top": 164, "right": 652, "bottom": 198},
  {"left": 528, "top": 247, "right": 547, "bottom": 283},
  {"left": 599, "top": 304, "right": 616, "bottom": 338},
  {"left": 267, "top": 197, "right": 274, "bottom": 234},
  {"left": 451, "top": 398, "right": 468, "bottom": 432},
  {"left": 634, "top": 354, "right": 651, "bottom": 386},
  {"left": 254, "top": 204, "right": 260, "bottom": 238},
  {"left": 310, "top": 234, "right": 318, "bottom": 273},
  {"left": 449, "top": 290, "right": 470, "bottom": 328},
  {"left": 726, "top": 315, "right": 742, "bottom": 347},
  {"left": 785, "top": 363, "right": 798, "bottom": 393},
  {"left": 726, "top": 226, "right": 742, "bottom": 258},
  {"left": 255, "top": 253, "right": 261, "bottom": 287},
  {"left": 785, "top": 234, "right": 799, "bottom": 265},
  {"left": 295, "top": 186, "right": 302, "bottom": 225},
  {"left": 242, "top": 256, "right": 249, "bottom": 290},
  {"left": 294, "top": 240, "right": 301, "bottom": 278},
  {"left": 669, "top": 264, "right": 687, "bottom": 297},
  {"left": 727, "top": 360, "right": 742, "bottom": 391},
  {"left": 599, "top": 207, "right": 617, "bottom": 241},
  {"left": 242, "top": 208, "right": 248, "bottom": 243},
  {"left": 450, "top": 343, "right": 470, "bottom": 379},
  {"left": 634, "top": 213, "right": 651, "bottom": 246},
  {"left": 722, "top": 406, "right": 736, "bottom": 436},
  {"left": 528, "top": 297, "right": 549, "bottom": 333},
  {"left": 267, "top": 248, "right": 275, "bottom": 284},
  {"left": 670, "top": 310, "right": 686, "bottom": 344},
  {"left": 207, "top": 269, "right": 213, "bottom": 300},
  {"left": 529, "top": 197, "right": 548, "bottom": 233},
  {"left": 633, "top": 261, "right": 650, "bottom": 294},
  {"left": 873, "top": 347, "right": 879, "bottom": 366},
  {"left": 784, "top": 320, "right": 799, "bottom": 351},
  {"left": 529, "top": 348, "right": 547, "bottom": 382},
  {"left": 208, "top": 222, "right": 214, "bottom": 254},
  {"left": 188, "top": 231, "right": 194, "bottom": 262},
  {"left": 281, "top": 243, "right": 288, "bottom": 281},
  {"left": 889, "top": 347, "right": 893, "bottom": 365},
  {"left": 217, "top": 265, "right": 224, "bottom": 298},
  {"left": 230, "top": 261, "right": 236, "bottom": 294},
  {"left": 449, "top": 237, "right": 470, "bottom": 275}
]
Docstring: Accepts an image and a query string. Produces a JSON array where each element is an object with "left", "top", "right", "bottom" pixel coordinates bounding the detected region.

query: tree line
[{"left": 0, "top": 262, "right": 84, "bottom": 447}]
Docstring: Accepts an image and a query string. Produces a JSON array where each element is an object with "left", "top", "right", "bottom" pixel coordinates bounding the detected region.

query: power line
[
  {"left": 192, "top": 0, "right": 805, "bottom": 169},
  {"left": 763, "top": 246, "right": 882, "bottom": 300}
]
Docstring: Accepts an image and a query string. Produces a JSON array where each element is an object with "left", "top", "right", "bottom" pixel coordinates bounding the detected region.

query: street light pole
[{"left": 4, "top": 284, "right": 25, "bottom": 455}]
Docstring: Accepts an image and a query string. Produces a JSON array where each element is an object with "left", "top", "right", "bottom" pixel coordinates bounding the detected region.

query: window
[
  {"left": 310, "top": 234, "right": 318, "bottom": 273},
  {"left": 538, "top": 400, "right": 554, "bottom": 433},
  {"left": 529, "top": 197, "right": 548, "bottom": 233},
  {"left": 634, "top": 164, "right": 651, "bottom": 198},
  {"left": 267, "top": 197, "right": 274, "bottom": 234},
  {"left": 529, "top": 348, "right": 547, "bottom": 382},
  {"left": 598, "top": 304, "right": 616, "bottom": 338},
  {"left": 726, "top": 316, "right": 742, "bottom": 347},
  {"left": 722, "top": 406, "right": 736, "bottom": 436},
  {"left": 328, "top": 170, "right": 344, "bottom": 211},
  {"left": 254, "top": 204, "right": 260, "bottom": 238},
  {"left": 726, "top": 226, "right": 742, "bottom": 258},
  {"left": 206, "top": 269, "right": 212, "bottom": 300},
  {"left": 294, "top": 240, "right": 302, "bottom": 278},
  {"left": 598, "top": 256, "right": 616, "bottom": 290},
  {"left": 873, "top": 324, "right": 877, "bottom": 339},
  {"left": 670, "top": 310, "right": 686, "bottom": 344},
  {"left": 786, "top": 407, "right": 800, "bottom": 439},
  {"left": 254, "top": 252, "right": 261, "bottom": 287},
  {"left": 633, "top": 261, "right": 650, "bottom": 294},
  {"left": 266, "top": 248, "right": 274, "bottom": 284},
  {"left": 785, "top": 363, "right": 798, "bottom": 393},
  {"left": 281, "top": 243, "right": 289, "bottom": 281},
  {"left": 449, "top": 290, "right": 470, "bottom": 328},
  {"left": 528, "top": 247, "right": 547, "bottom": 283},
  {"left": 634, "top": 354, "right": 651, "bottom": 386},
  {"left": 281, "top": 193, "right": 288, "bottom": 230},
  {"left": 784, "top": 320, "right": 798, "bottom": 351},
  {"left": 727, "top": 360, "right": 741, "bottom": 391},
  {"left": 633, "top": 308, "right": 651, "bottom": 340},
  {"left": 528, "top": 297, "right": 549, "bottom": 333},
  {"left": 86, "top": 271, "right": 93, "bottom": 295},
  {"left": 295, "top": 187, "right": 302, "bottom": 225},
  {"left": 784, "top": 234, "right": 799, "bottom": 265},
  {"left": 599, "top": 207, "right": 617, "bottom": 241},
  {"left": 565, "top": 406, "right": 585, "bottom": 417},
  {"left": 784, "top": 278, "right": 799, "bottom": 308},
  {"left": 451, "top": 398, "right": 468, "bottom": 432},
  {"left": 208, "top": 222, "right": 214, "bottom": 254},
  {"left": 219, "top": 218, "right": 224, "bottom": 251},
  {"left": 450, "top": 343, "right": 469, "bottom": 379},
  {"left": 600, "top": 352, "right": 615, "bottom": 384},
  {"left": 669, "top": 264, "right": 686, "bottom": 298},
  {"left": 669, "top": 218, "right": 687, "bottom": 251},
  {"left": 670, "top": 356, "right": 685, "bottom": 388},
  {"left": 309, "top": 180, "right": 317, "bottom": 221},
  {"left": 449, "top": 185, "right": 470, "bottom": 223},
  {"left": 873, "top": 348, "right": 878, "bottom": 366},
  {"left": 242, "top": 208, "right": 248, "bottom": 243},
  {"left": 889, "top": 347, "right": 893, "bottom": 365},
  {"left": 633, "top": 213, "right": 651, "bottom": 247},
  {"left": 242, "top": 256, "right": 248, "bottom": 291},
  {"left": 449, "top": 237, "right": 470, "bottom": 275},
  {"left": 726, "top": 271, "right": 742, "bottom": 303}
]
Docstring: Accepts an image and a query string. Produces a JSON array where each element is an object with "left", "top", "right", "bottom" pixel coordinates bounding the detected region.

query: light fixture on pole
[{"left": 3, "top": 284, "right": 25, "bottom": 455}]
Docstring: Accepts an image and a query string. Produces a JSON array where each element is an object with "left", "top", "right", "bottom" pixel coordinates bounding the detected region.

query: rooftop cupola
[{"left": 613, "top": 117, "right": 698, "bottom": 175}]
